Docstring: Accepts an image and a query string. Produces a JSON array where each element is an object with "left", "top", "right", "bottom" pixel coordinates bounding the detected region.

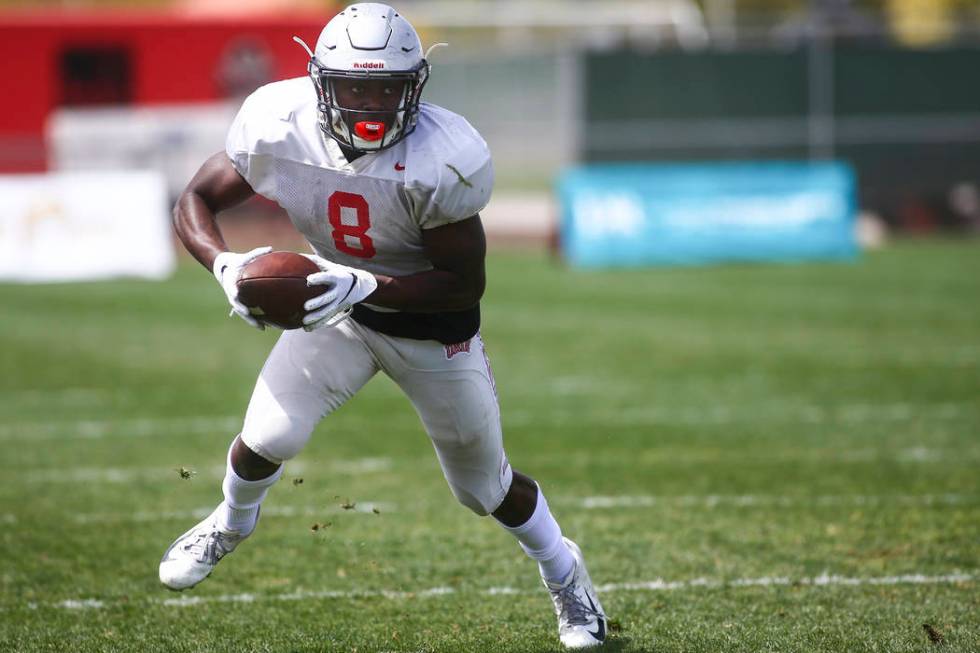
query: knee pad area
[
  {"left": 446, "top": 469, "right": 512, "bottom": 517},
  {"left": 450, "top": 484, "right": 493, "bottom": 516},
  {"left": 440, "top": 452, "right": 514, "bottom": 517},
  {"left": 241, "top": 413, "right": 315, "bottom": 463}
]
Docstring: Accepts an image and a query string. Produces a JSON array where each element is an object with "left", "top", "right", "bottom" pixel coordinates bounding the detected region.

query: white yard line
[
  {"left": 1, "top": 388, "right": 115, "bottom": 407},
  {"left": 576, "top": 494, "right": 979, "bottom": 509},
  {"left": 0, "top": 416, "right": 241, "bottom": 441},
  {"left": 27, "top": 571, "right": 976, "bottom": 611},
  {"left": 71, "top": 501, "right": 396, "bottom": 525},
  {"left": 505, "top": 401, "right": 973, "bottom": 427},
  {"left": 596, "top": 572, "right": 977, "bottom": 593},
  {"left": 14, "top": 445, "right": 974, "bottom": 487},
  {"left": 160, "top": 586, "right": 456, "bottom": 607},
  {"left": 4, "top": 400, "right": 975, "bottom": 443},
  {"left": 530, "top": 447, "right": 980, "bottom": 465},
  {"left": 7, "top": 492, "right": 968, "bottom": 526},
  {"left": 20, "top": 457, "right": 392, "bottom": 484},
  {"left": 56, "top": 599, "right": 106, "bottom": 610}
]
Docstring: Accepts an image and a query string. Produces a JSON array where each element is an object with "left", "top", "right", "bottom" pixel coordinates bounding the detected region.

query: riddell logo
[{"left": 353, "top": 61, "right": 385, "bottom": 69}]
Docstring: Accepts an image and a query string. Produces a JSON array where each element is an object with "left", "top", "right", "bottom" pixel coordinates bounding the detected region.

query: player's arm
[
  {"left": 367, "top": 215, "right": 486, "bottom": 312},
  {"left": 172, "top": 152, "right": 256, "bottom": 271},
  {"left": 301, "top": 215, "right": 485, "bottom": 328},
  {"left": 174, "top": 152, "right": 271, "bottom": 330}
]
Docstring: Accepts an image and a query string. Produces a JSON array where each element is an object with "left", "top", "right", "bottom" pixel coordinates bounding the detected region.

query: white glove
[
  {"left": 301, "top": 253, "right": 378, "bottom": 331},
  {"left": 212, "top": 246, "right": 272, "bottom": 329}
]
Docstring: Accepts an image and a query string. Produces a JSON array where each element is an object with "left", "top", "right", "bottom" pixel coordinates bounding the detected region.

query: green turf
[{"left": 1, "top": 239, "right": 977, "bottom": 652}]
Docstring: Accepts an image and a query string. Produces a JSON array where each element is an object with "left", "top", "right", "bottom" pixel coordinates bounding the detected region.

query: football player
[{"left": 159, "top": 3, "right": 606, "bottom": 648}]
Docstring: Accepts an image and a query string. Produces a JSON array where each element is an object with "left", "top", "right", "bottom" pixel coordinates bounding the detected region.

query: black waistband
[{"left": 351, "top": 304, "right": 480, "bottom": 345}]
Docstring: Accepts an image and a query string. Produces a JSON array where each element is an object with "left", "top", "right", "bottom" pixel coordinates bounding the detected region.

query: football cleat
[
  {"left": 158, "top": 505, "right": 253, "bottom": 590},
  {"left": 545, "top": 537, "right": 607, "bottom": 649}
]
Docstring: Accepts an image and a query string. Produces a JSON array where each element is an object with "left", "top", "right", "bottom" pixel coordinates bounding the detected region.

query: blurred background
[
  {"left": 1, "top": 0, "right": 979, "bottom": 277},
  {"left": 2, "top": 6, "right": 978, "bottom": 650}
]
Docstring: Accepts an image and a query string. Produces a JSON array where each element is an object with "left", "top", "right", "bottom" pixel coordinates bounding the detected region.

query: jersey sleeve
[
  {"left": 409, "top": 131, "right": 494, "bottom": 230},
  {"left": 224, "top": 88, "right": 279, "bottom": 199},
  {"left": 225, "top": 93, "right": 256, "bottom": 181}
]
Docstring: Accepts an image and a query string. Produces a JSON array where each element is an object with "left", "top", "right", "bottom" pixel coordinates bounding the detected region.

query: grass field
[{"left": 1, "top": 239, "right": 978, "bottom": 652}]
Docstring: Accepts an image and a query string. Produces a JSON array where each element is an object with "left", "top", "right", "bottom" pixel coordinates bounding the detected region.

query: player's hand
[
  {"left": 212, "top": 246, "right": 273, "bottom": 329},
  {"left": 301, "top": 254, "right": 379, "bottom": 331}
]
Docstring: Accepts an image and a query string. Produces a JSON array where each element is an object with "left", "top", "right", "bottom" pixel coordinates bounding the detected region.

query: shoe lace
[
  {"left": 552, "top": 582, "right": 600, "bottom": 627},
  {"left": 182, "top": 528, "right": 235, "bottom": 565}
]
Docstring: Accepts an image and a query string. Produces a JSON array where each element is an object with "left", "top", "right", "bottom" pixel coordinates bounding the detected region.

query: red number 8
[{"left": 328, "top": 191, "right": 376, "bottom": 259}]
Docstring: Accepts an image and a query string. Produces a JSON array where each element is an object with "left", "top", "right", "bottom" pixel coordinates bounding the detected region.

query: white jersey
[{"left": 225, "top": 77, "right": 493, "bottom": 284}]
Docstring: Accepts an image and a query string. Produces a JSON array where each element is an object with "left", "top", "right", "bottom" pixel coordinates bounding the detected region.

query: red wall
[{"left": 0, "top": 10, "right": 332, "bottom": 171}]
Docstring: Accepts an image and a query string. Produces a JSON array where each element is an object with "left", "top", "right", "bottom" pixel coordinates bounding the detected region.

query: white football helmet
[{"left": 295, "top": 3, "right": 432, "bottom": 153}]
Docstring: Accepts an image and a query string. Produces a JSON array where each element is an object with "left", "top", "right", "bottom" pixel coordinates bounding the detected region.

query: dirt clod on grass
[{"left": 922, "top": 623, "right": 944, "bottom": 645}]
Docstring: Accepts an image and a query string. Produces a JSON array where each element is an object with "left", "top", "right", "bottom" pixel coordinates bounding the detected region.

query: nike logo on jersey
[{"left": 394, "top": 162, "right": 405, "bottom": 171}]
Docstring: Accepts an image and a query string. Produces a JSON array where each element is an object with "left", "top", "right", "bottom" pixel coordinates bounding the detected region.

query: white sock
[
  {"left": 498, "top": 484, "right": 574, "bottom": 584},
  {"left": 216, "top": 441, "right": 283, "bottom": 535}
]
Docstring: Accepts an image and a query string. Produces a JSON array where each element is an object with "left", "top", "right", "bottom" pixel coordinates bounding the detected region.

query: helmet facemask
[
  {"left": 309, "top": 61, "right": 430, "bottom": 154},
  {"left": 293, "top": 4, "right": 442, "bottom": 155}
]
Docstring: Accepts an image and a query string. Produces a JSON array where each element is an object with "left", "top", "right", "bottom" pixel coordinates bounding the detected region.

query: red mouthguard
[{"left": 354, "top": 121, "right": 386, "bottom": 142}]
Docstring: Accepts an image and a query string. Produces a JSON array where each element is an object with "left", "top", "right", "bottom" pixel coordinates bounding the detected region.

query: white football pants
[{"left": 239, "top": 318, "right": 513, "bottom": 515}]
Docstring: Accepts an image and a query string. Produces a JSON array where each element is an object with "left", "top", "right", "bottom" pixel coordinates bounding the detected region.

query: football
[{"left": 236, "top": 251, "right": 322, "bottom": 330}]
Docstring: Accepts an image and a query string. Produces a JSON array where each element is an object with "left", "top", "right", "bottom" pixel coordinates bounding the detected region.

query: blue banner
[{"left": 557, "top": 162, "right": 858, "bottom": 267}]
